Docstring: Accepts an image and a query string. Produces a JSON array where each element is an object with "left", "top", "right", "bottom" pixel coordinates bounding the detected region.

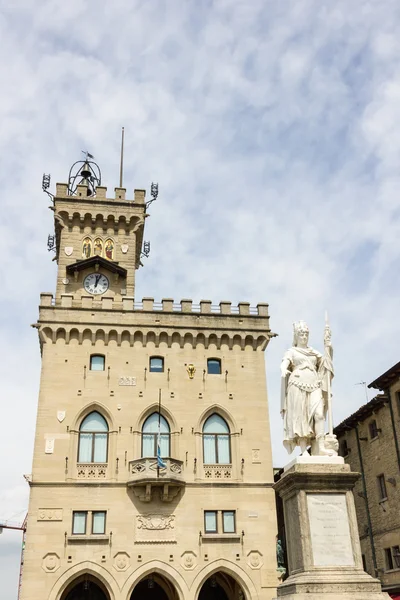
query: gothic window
[
  {"left": 104, "top": 239, "right": 114, "bottom": 260},
  {"left": 207, "top": 358, "right": 221, "bottom": 374},
  {"left": 149, "top": 356, "right": 164, "bottom": 373},
  {"left": 93, "top": 238, "right": 103, "bottom": 256},
  {"left": 82, "top": 237, "right": 92, "bottom": 259},
  {"left": 78, "top": 412, "right": 108, "bottom": 463},
  {"left": 90, "top": 355, "right": 105, "bottom": 371},
  {"left": 203, "top": 414, "right": 231, "bottom": 464},
  {"left": 141, "top": 413, "right": 170, "bottom": 457}
]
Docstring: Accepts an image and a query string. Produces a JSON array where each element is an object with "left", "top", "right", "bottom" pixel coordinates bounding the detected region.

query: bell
[{"left": 80, "top": 167, "right": 92, "bottom": 180}]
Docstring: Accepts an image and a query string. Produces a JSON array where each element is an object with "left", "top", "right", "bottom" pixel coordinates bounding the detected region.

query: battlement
[
  {"left": 40, "top": 293, "right": 269, "bottom": 317},
  {"left": 55, "top": 183, "right": 146, "bottom": 204}
]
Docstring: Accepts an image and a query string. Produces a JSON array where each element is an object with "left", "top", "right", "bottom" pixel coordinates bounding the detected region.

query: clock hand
[{"left": 95, "top": 275, "right": 101, "bottom": 287}]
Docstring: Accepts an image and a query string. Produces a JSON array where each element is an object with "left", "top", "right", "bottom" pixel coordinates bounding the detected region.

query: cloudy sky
[{"left": 1, "top": 0, "right": 400, "bottom": 597}]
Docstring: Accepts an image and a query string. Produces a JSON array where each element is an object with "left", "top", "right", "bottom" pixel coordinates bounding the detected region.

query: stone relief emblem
[
  {"left": 64, "top": 246, "right": 73, "bottom": 256},
  {"left": 57, "top": 411, "right": 66, "bottom": 423},
  {"left": 113, "top": 552, "right": 130, "bottom": 572},
  {"left": 247, "top": 550, "right": 263, "bottom": 570},
  {"left": 137, "top": 514, "right": 175, "bottom": 530},
  {"left": 45, "top": 439, "right": 55, "bottom": 454},
  {"left": 38, "top": 509, "right": 63, "bottom": 521},
  {"left": 121, "top": 244, "right": 129, "bottom": 254},
  {"left": 251, "top": 449, "right": 260, "bottom": 463},
  {"left": 181, "top": 551, "right": 197, "bottom": 570},
  {"left": 186, "top": 364, "right": 196, "bottom": 379},
  {"left": 42, "top": 552, "right": 60, "bottom": 573}
]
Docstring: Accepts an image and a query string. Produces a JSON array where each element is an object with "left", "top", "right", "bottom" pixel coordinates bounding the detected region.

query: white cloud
[{"left": 1, "top": 1, "right": 400, "bottom": 597}]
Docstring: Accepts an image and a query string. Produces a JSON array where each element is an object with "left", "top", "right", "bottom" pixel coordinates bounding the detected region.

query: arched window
[
  {"left": 149, "top": 356, "right": 164, "bottom": 373},
  {"left": 203, "top": 414, "right": 231, "bottom": 464},
  {"left": 78, "top": 412, "right": 108, "bottom": 463},
  {"left": 207, "top": 358, "right": 221, "bottom": 374},
  {"left": 142, "top": 413, "right": 170, "bottom": 457},
  {"left": 90, "top": 354, "right": 105, "bottom": 371}
]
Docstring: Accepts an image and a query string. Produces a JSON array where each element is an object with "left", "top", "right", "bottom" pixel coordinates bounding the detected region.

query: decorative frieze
[
  {"left": 76, "top": 464, "right": 107, "bottom": 479},
  {"left": 203, "top": 464, "right": 232, "bottom": 480}
]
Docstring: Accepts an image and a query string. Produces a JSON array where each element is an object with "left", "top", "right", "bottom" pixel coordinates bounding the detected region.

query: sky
[{"left": 1, "top": 0, "right": 400, "bottom": 597}]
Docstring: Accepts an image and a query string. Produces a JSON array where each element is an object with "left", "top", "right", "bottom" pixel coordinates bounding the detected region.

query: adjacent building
[
  {"left": 19, "top": 160, "right": 279, "bottom": 600},
  {"left": 334, "top": 362, "right": 400, "bottom": 599}
]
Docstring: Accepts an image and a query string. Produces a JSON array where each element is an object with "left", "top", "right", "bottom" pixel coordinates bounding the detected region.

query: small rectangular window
[
  {"left": 207, "top": 359, "right": 221, "bottom": 375},
  {"left": 149, "top": 357, "right": 164, "bottom": 373},
  {"left": 222, "top": 511, "right": 236, "bottom": 533},
  {"left": 72, "top": 511, "right": 87, "bottom": 535},
  {"left": 369, "top": 420, "right": 379, "bottom": 439},
  {"left": 385, "top": 547, "right": 394, "bottom": 571},
  {"left": 92, "top": 511, "right": 106, "bottom": 534},
  {"left": 393, "top": 546, "right": 400, "bottom": 569},
  {"left": 377, "top": 474, "right": 387, "bottom": 501},
  {"left": 90, "top": 355, "right": 105, "bottom": 371},
  {"left": 204, "top": 511, "right": 217, "bottom": 533}
]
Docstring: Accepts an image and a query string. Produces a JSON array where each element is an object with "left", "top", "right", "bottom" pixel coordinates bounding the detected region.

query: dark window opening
[
  {"left": 377, "top": 474, "right": 387, "bottom": 501},
  {"left": 149, "top": 356, "right": 164, "bottom": 373},
  {"left": 207, "top": 358, "right": 221, "bottom": 375},
  {"left": 90, "top": 355, "right": 105, "bottom": 371},
  {"left": 369, "top": 420, "right": 379, "bottom": 439}
]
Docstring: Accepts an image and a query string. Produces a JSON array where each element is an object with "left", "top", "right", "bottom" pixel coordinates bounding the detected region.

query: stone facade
[
  {"left": 334, "top": 363, "right": 400, "bottom": 598},
  {"left": 19, "top": 178, "right": 279, "bottom": 600}
]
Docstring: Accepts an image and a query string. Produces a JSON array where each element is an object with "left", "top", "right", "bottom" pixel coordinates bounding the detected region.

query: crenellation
[{"left": 114, "top": 187, "right": 126, "bottom": 200}]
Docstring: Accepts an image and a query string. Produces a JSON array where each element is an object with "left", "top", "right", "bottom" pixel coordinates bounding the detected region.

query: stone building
[
  {"left": 20, "top": 162, "right": 279, "bottom": 600},
  {"left": 334, "top": 362, "right": 400, "bottom": 599}
]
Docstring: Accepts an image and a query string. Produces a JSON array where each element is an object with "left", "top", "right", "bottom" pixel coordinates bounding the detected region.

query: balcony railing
[{"left": 127, "top": 457, "right": 185, "bottom": 502}]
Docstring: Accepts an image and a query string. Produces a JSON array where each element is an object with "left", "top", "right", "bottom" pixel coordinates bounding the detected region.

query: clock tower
[{"left": 20, "top": 157, "right": 279, "bottom": 600}]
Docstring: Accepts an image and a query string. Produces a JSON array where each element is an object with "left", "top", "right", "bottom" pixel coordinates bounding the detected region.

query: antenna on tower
[{"left": 119, "top": 127, "right": 125, "bottom": 188}]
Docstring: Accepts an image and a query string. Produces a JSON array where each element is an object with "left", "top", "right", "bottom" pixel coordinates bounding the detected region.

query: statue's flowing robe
[{"left": 281, "top": 346, "right": 333, "bottom": 453}]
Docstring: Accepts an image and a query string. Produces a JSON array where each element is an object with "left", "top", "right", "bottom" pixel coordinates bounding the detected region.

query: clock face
[{"left": 83, "top": 273, "right": 109, "bottom": 295}]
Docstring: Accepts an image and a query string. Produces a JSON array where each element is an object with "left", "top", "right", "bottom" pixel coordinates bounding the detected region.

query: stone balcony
[{"left": 127, "top": 457, "right": 185, "bottom": 502}]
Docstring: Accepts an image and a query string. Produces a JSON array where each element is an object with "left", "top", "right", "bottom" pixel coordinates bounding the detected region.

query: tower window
[
  {"left": 90, "top": 355, "right": 105, "bottom": 371},
  {"left": 142, "top": 413, "right": 170, "bottom": 457},
  {"left": 203, "top": 414, "right": 231, "bottom": 464},
  {"left": 207, "top": 358, "right": 221, "bottom": 375},
  {"left": 78, "top": 412, "right": 108, "bottom": 463},
  {"left": 149, "top": 356, "right": 164, "bottom": 373},
  {"left": 369, "top": 420, "right": 379, "bottom": 439},
  {"left": 377, "top": 474, "right": 388, "bottom": 501}
]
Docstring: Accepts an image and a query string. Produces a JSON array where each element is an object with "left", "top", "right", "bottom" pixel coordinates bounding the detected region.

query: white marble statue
[{"left": 280, "top": 319, "right": 337, "bottom": 456}]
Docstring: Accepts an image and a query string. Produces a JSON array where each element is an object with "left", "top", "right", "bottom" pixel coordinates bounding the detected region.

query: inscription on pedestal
[{"left": 307, "top": 493, "right": 354, "bottom": 567}]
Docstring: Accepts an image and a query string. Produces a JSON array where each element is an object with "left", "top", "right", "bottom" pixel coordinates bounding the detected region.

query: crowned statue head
[{"left": 292, "top": 320, "right": 309, "bottom": 347}]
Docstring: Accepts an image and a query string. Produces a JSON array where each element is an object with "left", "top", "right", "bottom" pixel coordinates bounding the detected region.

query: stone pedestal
[{"left": 274, "top": 458, "right": 390, "bottom": 600}]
